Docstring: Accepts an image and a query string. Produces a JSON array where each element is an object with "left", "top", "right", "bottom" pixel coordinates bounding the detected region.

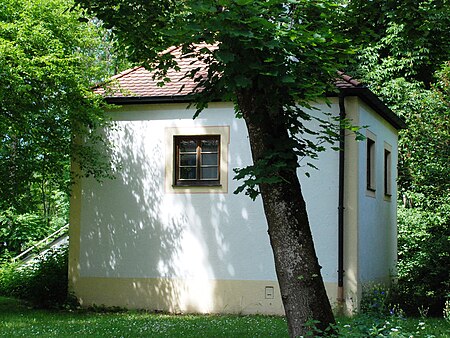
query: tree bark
[{"left": 237, "top": 89, "right": 335, "bottom": 337}]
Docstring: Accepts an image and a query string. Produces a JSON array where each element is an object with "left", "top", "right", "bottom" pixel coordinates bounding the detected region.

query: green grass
[
  {"left": 0, "top": 297, "right": 449, "bottom": 337},
  {"left": 0, "top": 297, "right": 288, "bottom": 337},
  {"left": 336, "top": 314, "right": 450, "bottom": 337}
]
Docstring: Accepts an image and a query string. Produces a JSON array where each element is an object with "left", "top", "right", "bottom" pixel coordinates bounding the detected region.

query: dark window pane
[
  {"left": 180, "top": 167, "right": 196, "bottom": 179},
  {"left": 179, "top": 140, "right": 197, "bottom": 152},
  {"left": 175, "top": 135, "right": 221, "bottom": 185},
  {"left": 367, "top": 138, "right": 375, "bottom": 190},
  {"left": 180, "top": 154, "right": 197, "bottom": 166},
  {"left": 201, "top": 153, "right": 218, "bottom": 166},
  {"left": 384, "top": 149, "right": 392, "bottom": 195},
  {"left": 201, "top": 167, "right": 218, "bottom": 179},
  {"left": 201, "top": 139, "right": 219, "bottom": 152}
]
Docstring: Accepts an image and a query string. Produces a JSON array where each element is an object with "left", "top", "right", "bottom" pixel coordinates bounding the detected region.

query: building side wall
[
  {"left": 357, "top": 101, "right": 398, "bottom": 286},
  {"left": 69, "top": 100, "right": 358, "bottom": 313}
]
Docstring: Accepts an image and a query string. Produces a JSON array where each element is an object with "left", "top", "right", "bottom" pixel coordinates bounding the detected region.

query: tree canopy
[
  {"left": 0, "top": 0, "right": 125, "bottom": 257},
  {"left": 339, "top": 0, "right": 450, "bottom": 86}
]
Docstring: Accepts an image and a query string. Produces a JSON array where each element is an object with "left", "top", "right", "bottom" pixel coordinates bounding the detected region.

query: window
[
  {"left": 174, "top": 135, "right": 220, "bottom": 186},
  {"left": 165, "top": 125, "right": 229, "bottom": 194},
  {"left": 366, "top": 135, "right": 376, "bottom": 192},
  {"left": 384, "top": 145, "right": 392, "bottom": 197}
]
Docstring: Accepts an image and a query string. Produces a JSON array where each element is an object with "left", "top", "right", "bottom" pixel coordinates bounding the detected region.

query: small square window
[
  {"left": 174, "top": 135, "right": 220, "bottom": 186},
  {"left": 165, "top": 126, "right": 229, "bottom": 194}
]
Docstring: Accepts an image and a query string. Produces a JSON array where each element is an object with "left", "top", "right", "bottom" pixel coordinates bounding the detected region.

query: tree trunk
[{"left": 237, "top": 90, "right": 336, "bottom": 337}]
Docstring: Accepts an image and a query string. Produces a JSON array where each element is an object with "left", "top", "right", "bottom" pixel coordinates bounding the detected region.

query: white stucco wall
[
  {"left": 298, "top": 101, "right": 340, "bottom": 283},
  {"left": 357, "top": 101, "right": 398, "bottom": 284},
  {"left": 77, "top": 101, "right": 341, "bottom": 283}
]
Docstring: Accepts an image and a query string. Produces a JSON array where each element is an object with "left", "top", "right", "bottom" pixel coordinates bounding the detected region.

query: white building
[{"left": 69, "top": 54, "right": 406, "bottom": 315}]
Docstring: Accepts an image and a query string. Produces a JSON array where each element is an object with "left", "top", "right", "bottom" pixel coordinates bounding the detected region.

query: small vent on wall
[{"left": 265, "top": 286, "right": 274, "bottom": 299}]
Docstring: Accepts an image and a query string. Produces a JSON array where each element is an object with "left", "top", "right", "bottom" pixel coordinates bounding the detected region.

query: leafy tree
[
  {"left": 337, "top": 0, "right": 450, "bottom": 86},
  {"left": 393, "top": 65, "right": 450, "bottom": 316},
  {"left": 337, "top": 0, "right": 450, "bottom": 205},
  {"left": 338, "top": 0, "right": 450, "bottom": 315},
  {"left": 75, "top": 0, "right": 351, "bottom": 335},
  {"left": 0, "top": 0, "right": 125, "bottom": 257}
]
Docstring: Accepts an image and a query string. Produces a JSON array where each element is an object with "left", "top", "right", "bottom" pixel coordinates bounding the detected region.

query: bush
[
  {"left": 0, "top": 245, "right": 70, "bottom": 308},
  {"left": 0, "top": 209, "right": 48, "bottom": 258},
  {"left": 392, "top": 204, "right": 450, "bottom": 316}
]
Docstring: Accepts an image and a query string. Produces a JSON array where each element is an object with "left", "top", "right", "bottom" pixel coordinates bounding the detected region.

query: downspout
[{"left": 337, "top": 92, "right": 346, "bottom": 312}]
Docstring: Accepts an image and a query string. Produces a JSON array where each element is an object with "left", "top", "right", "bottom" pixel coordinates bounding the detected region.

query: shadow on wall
[{"left": 77, "top": 120, "right": 238, "bottom": 312}]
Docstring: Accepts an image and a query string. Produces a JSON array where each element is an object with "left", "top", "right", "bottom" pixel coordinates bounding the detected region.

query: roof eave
[
  {"left": 330, "top": 87, "right": 407, "bottom": 130},
  {"left": 106, "top": 87, "right": 407, "bottom": 130},
  {"left": 105, "top": 95, "right": 192, "bottom": 105}
]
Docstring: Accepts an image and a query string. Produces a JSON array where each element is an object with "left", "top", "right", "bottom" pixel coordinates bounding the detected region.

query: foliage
[
  {"left": 0, "top": 0, "right": 127, "bottom": 258},
  {"left": 0, "top": 245, "right": 70, "bottom": 308},
  {"left": 0, "top": 209, "right": 48, "bottom": 257},
  {"left": 337, "top": 0, "right": 450, "bottom": 86},
  {"left": 390, "top": 65, "right": 449, "bottom": 317},
  {"left": 383, "top": 66, "right": 449, "bottom": 317},
  {"left": 444, "top": 296, "right": 450, "bottom": 322},
  {"left": 393, "top": 204, "right": 450, "bottom": 317}
]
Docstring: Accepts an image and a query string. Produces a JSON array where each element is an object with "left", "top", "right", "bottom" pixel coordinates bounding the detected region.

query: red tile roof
[
  {"left": 94, "top": 50, "right": 405, "bottom": 129},
  {"left": 94, "top": 46, "right": 210, "bottom": 98},
  {"left": 94, "top": 47, "right": 363, "bottom": 99},
  {"left": 335, "top": 71, "right": 362, "bottom": 89},
  {"left": 94, "top": 66, "right": 194, "bottom": 97}
]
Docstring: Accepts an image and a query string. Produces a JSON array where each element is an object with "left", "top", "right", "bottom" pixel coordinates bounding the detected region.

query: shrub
[
  {"left": 393, "top": 203, "right": 450, "bottom": 316},
  {"left": 0, "top": 245, "right": 70, "bottom": 308},
  {"left": 0, "top": 209, "right": 48, "bottom": 258},
  {"left": 444, "top": 295, "right": 450, "bottom": 322}
]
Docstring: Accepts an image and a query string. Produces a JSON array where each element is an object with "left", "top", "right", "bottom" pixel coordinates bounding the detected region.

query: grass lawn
[
  {"left": 0, "top": 297, "right": 288, "bottom": 337},
  {"left": 0, "top": 297, "right": 449, "bottom": 337}
]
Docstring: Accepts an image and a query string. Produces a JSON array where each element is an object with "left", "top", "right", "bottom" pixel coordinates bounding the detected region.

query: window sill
[
  {"left": 173, "top": 183, "right": 222, "bottom": 188},
  {"left": 366, "top": 188, "right": 376, "bottom": 199}
]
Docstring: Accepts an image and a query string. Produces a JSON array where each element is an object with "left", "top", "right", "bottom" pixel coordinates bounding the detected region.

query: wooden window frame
[{"left": 174, "top": 135, "right": 221, "bottom": 187}]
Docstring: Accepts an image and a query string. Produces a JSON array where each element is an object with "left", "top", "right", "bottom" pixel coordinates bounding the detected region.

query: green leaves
[
  {"left": 215, "top": 50, "right": 235, "bottom": 63},
  {"left": 340, "top": 0, "right": 450, "bottom": 85},
  {"left": 395, "top": 203, "right": 450, "bottom": 316},
  {"left": 234, "top": 0, "right": 253, "bottom": 5},
  {"left": 0, "top": 0, "right": 125, "bottom": 257}
]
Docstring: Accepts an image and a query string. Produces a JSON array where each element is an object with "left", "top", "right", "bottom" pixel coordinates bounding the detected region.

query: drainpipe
[{"left": 337, "top": 93, "right": 346, "bottom": 312}]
